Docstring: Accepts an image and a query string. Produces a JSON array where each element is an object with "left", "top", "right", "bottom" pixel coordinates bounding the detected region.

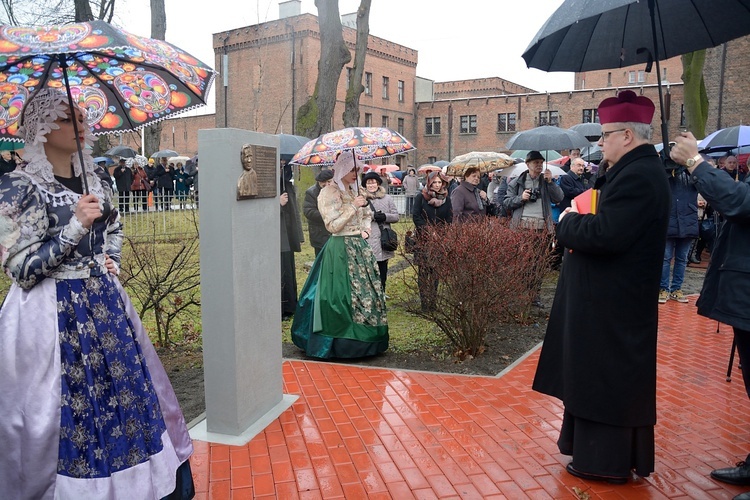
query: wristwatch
[{"left": 685, "top": 154, "right": 703, "bottom": 168}]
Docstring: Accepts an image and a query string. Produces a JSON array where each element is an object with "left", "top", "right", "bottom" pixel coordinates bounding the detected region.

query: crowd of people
[{"left": 108, "top": 155, "right": 198, "bottom": 213}]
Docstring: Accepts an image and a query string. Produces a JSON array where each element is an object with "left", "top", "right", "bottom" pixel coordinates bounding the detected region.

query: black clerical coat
[{"left": 532, "top": 144, "right": 670, "bottom": 428}]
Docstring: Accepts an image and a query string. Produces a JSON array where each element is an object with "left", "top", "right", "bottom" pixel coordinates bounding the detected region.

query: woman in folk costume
[
  {"left": 291, "top": 150, "right": 388, "bottom": 358},
  {"left": 0, "top": 89, "right": 194, "bottom": 499}
]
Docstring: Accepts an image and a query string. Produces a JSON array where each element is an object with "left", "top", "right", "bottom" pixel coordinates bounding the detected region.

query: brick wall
[
  {"left": 212, "top": 14, "right": 417, "bottom": 137},
  {"left": 704, "top": 36, "right": 750, "bottom": 132},
  {"left": 576, "top": 58, "right": 683, "bottom": 90},
  {"left": 413, "top": 85, "right": 684, "bottom": 166}
]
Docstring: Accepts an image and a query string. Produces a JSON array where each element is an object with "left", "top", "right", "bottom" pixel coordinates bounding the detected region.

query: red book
[{"left": 574, "top": 188, "right": 599, "bottom": 215}]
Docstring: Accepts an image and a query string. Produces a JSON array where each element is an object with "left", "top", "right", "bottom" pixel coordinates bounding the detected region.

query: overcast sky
[{"left": 118, "top": 0, "right": 572, "bottom": 114}]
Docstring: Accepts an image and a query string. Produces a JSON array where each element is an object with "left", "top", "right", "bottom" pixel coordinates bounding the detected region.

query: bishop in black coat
[{"left": 533, "top": 91, "right": 670, "bottom": 482}]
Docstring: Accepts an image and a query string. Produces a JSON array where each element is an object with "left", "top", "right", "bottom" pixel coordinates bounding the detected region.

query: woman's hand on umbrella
[
  {"left": 280, "top": 193, "right": 289, "bottom": 206},
  {"left": 75, "top": 194, "right": 102, "bottom": 228},
  {"left": 353, "top": 195, "right": 367, "bottom": 207}
]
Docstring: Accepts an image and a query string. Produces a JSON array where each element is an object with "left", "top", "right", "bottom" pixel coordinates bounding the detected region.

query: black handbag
[
  {"left": 380, "top": 224, "right": 399, "bottom": 252},
  {"left": 368, "top": 200, "right": 398, "bottom": 252}
]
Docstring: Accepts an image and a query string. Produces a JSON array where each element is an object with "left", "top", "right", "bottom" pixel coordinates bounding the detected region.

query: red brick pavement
[{"left": 190, "top": 296, "right": 750, "bottom": 499}]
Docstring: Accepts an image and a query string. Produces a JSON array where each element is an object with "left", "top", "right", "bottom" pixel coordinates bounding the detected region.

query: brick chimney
[
  {"left": 279, "top": 0, "right": 301, "bottom": 19},
  {"left": 341, "top": 12, "right": 357, "bottom": 28}
]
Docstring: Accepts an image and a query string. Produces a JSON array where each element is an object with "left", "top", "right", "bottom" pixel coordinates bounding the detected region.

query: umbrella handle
[{"left": 58, "top": 55, "right": 90, "bottom": 196}]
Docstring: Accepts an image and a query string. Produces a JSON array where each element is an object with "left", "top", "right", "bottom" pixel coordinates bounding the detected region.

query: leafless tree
[
  {"left": 296, "top": 0, "right": 351, "bottom": 138},
  {"left": 342, "top": 0, "right": 371, "bottom": 127},
  {"left": 0, "top": 0, "right": 114, "bottom": 25},
  {"left": 143, "top": 0, "right": 166, "bottom": 157}
]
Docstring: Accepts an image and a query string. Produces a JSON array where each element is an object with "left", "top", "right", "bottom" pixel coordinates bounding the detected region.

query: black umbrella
[
  {"left": 699, "top": 125, "right": 750, "bottom": 152},
  {"left": 522, "top": 0, "right": 750, "bottom": 154},
  {"left": 505, "top": 126, "right": 591, "bottom": 152},
  {"left": 105, "top": 145, "right": 138, "bottom": 158},
  {"left": 569, "top": 123, "right": 602, "bottom": 141},
  {"left": 277, "top": 134, "right": 310, "bottom": 158},
  {"left": 151, "top": 149, "right": 179, "bottom": 159}
]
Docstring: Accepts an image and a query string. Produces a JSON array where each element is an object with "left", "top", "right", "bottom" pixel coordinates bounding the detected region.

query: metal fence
[{"left": 114, "top": 192, "right": 199, "bottom": 240}]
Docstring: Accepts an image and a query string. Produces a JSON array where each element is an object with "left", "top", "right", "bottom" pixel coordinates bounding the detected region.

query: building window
[
  {"left": 628, "top": 71, "right": 635, "bottom": 84},
  {"left": 425, "top": 117, "right": 441, "bottom": 135},
  {"left": 364, "top": 113, "right": 372, "bottom": 127},
  {"left": 428, "top": 156, "right": 437, "bottom": 164},
  {"left": 581, "top": 109, "right": 599, "bottom": 123},
  {"left": 538, "top": 110, "right": 559, "bottom": 127},
  {"left": 637, "top": 70, "right": 645, "bottom": 83},
  {"left": 662, "top": 67, "right": 668, "bottom": 82},
  {"left": 549, "top": 111, "right": 559, "bottom": 127},
  {"left": 382, "top": 115, "right": 389, "bottom": 127},
  {"left": 397, "top": 117, "right": 404, "bottom": 135},
  {"left": 397, "top": 80, "right": 404, "bottom": 102},
  {"left": 365, "top": 72, "right": 372, "bottom": 95},
  {"left": 607, "top": 72, "right": 612, "bottom": 86},
  {"left": 382, "top": 76, "right": 389, "bottom": 100},
  {"left": 680, "top": 104, "right": 686, "bottom": 127},
  {"left": 460, "top": 115, "right": 477, "bottom": 134},
  {"left": 497, "top": 113, "right": 516, "bottom": 132}
]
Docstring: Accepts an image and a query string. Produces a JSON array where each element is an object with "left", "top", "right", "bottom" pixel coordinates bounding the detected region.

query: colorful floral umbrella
[
  {"left": 446, "top": 151, "right": 515, "bottom": 176},
  {"left": 290, "top": 127, "right": 415, "bottom": 166},
  {"left": 363, "top": 164, "right": 399, "bottom": 173},
  {"left": 0, "top": 20, "right": 216, "bottom": 141}
]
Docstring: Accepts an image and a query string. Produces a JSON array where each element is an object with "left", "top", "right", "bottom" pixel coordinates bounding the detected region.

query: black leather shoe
[
  {"left": 711, "top": 454, "right": 750, "bottom": 485},
  {"left": 566, "top": 463, "right": 628, "bottom": 485}
]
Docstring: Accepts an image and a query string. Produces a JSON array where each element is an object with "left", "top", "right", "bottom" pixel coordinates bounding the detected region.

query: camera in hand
[{"left": 528, "top": 188, "right": 541, "bottom": 202}]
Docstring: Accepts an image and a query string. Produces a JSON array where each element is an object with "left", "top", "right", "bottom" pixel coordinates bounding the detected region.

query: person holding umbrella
[
  {"left": 672, "top": 132, "right": 750, "bottom": 499},
  {"left": 291, "top": 150, "right": 388, "bottom": 359},
  {"left": 0, "top": 89, "right": 193, "bottom": 498},
  {"left": 532, "top": 90, "right": 670, "bottom": 484}
]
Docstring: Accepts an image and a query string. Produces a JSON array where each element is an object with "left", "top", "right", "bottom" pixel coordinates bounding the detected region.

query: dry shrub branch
[
  {"left": 399, "top": 217, "right": 552, "bottom": 359},
  {"left": 118, "top": 214, "right": 201, "bottom": 346}
]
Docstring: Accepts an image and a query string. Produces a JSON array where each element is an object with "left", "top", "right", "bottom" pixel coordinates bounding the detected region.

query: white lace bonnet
[
  {"left": 332, "top": 149, "right": 358, "bottom": 194},
  {"left": 18, "top": 88, "right": 104, "bottom": 197}
]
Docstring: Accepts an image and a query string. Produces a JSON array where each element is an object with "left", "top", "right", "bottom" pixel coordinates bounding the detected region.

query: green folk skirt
[{"left": 291, "top": 235, "right": 388, "bottom": 359}]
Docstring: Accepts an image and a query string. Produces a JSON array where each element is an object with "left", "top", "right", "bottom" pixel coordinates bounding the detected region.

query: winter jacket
[
  {"left": 503, "top": 171, "right": 564, "bottom": 230},
  {"left": 362, "top": 186, "right": 399, "bottom": 261},
  {"left": 665, "top": 167, "right": 699, "bottom": 239},
  {"left": 113, "top": 164, "right": 132, "bottom": 192},
  {"left": 692, "top": 161, "right": 750, "bottom": 330},
  {"left": 450, "top": 181, "right": 487, "bottom": 222},
  {"left": 303, "top": 183, "right": 332, "bottom": 250}
]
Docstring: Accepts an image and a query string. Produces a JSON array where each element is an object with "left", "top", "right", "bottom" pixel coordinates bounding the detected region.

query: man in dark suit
[
  {"left": 559, "top": 157, "right": 588, "bottom": 210},
  {"left": 113, "top": 158, "right": 132, "bottom": 213},
  {"left": 303, "top": 169, "right": 333, "bottom": 256},
  {"left": 533, "top": 90, "right": 670, "bottom": 484}
]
